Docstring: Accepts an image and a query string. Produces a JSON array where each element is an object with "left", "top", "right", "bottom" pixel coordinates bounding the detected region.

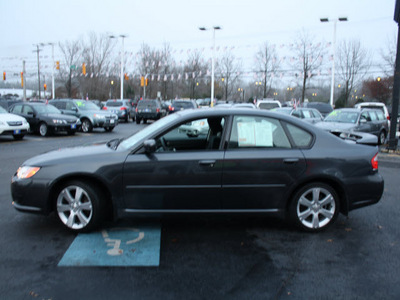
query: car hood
[
  {"left": 315, "top": 121, "right": 356, "bottom": 131},
  {"left": 0, "top": 113, "right": 27, "bottom": 122},
  {"left": 44, "top": 113, "right": 78, "bottom": 121},
  {"left": 23, "top": 143, "right": 115, "bottom": 166}
]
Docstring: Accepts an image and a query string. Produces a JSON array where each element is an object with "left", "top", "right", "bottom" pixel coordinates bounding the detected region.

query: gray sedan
[{"left": 11, "top": 109, "right": 383, "bottom": 233}]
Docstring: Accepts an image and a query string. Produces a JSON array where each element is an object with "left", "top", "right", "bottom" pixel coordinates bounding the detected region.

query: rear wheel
[
  {"left": 378, "top": 130, "right": 386, "bottom": 145},
  {"left": 289, "top": 182, "right": 339, "bottom": 232},
  {"left": 55, "top": 180, "right": 105, "bottom": 232}
]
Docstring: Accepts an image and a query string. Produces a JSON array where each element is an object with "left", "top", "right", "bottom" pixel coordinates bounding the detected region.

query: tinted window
[
  {"left": 138, "top": 100, "right": 158, "bottom": 108},
  {"left": 228, "top": 116, "right": 291, "bottom": 149},
  {"left": 369, "top": 111, "right": 377, "bottom": 121},
  {"left": 376, "top": 110, "right": 385, "bottom": 120},
  {"left": 11, "top": 105, "right": 23, "bottom": 114},
  {"left": 286, "top": 123, "right": 313, "bottom": 148},
  {"left": 106, "top": 101, "right": 124, "bottom": 107},
  {"left": 23, "top": 105, "right": 34, "bottom": 115}
]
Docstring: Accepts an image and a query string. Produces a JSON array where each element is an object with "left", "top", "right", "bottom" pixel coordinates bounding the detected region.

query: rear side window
[
  {"left": 286, "top": 123, "right": 313, "bottom": 148},
  {"left": 228, "top": 116, "right": 291, "bottom": 149}
]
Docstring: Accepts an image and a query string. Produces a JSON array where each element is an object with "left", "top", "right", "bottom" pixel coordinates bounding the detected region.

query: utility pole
[
  {"left": 22, "top": 60, "right": 26, "bottom": 101},
  {"left": 33, "top": 44, "right": 42, "bottom": 99}
]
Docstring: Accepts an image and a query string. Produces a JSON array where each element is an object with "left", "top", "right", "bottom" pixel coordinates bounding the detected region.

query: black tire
[
  {"left": 104, "top": 127, "right": 114, "bottom": 132},
  {"left": 81, "top": 118, "right": 93, "bottom": 133},
  {"left": 39, "top": 122, "right": 49, "bottom": 137},
  {"left": 13, "top": 134, "right": 25, "bottom": 140},
  {"left": 143, "top": 119, "right": 147, "bottom": 124},
  {"left": 136, "top": 118, "right": 141, "bottom": 124},
  {"left": 55, "top": 180, "right": 105, "bottom": 232},
  {"left": 289, "top": 182, "right": 340, "bottom": 232},
  {"left": 125, "top": 114, "right": 130, "bottom": 123}
]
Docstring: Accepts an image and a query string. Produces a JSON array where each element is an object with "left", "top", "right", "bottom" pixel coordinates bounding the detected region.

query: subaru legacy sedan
[{"left": 11, "top": 109, "right": 383, "bottom": 233}]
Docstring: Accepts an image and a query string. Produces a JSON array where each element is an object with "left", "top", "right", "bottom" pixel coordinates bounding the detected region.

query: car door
[
  {"left": 21, "top": 105, "right": 40, "bottom": 130},
  {"left": 357, "top": 111, "right": 375, "bottom": 135},
  {"left": 123, "top": 116, "right": 226, "bottom": 210},
  {"left": 221, "top": 115, "right": 307, "bottom": 210}
]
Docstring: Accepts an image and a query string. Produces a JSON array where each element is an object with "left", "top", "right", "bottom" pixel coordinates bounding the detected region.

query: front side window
[
  {"left": 10, "top": 105, "right": 22, "bottom": 114},
  {"left": 154, "top": 116, "right": 225, "bottom": 152},
  {"left": 228, "top": 116, "right": 291, "bottom": 149}
]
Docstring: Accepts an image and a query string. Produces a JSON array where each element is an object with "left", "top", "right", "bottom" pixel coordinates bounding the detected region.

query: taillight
[
  {"left": 135, "top": 108, "right": 138, "bottom": 112},
  {"left": 156, "top": 108, "right": 160, "bottom": 113},
  {"left": 387, "top": 115, "right": 390, "bottom": 120},
  {"left": 103, "top": 107, "right": 107, "bottom": 110},
  {"left": 120, "top": 107, "right": 126, "bottom": 110},
  {"left": 371, "top": 153, "right": 378, "bottom": 170}
]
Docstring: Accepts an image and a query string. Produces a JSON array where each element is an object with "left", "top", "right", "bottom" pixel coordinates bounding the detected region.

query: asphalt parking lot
[{"left": 1, "top": 123, "right": 400, "bottom": 300}]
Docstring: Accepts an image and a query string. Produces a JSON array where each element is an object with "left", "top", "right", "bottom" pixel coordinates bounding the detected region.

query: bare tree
[
  {"left": 58, "top": 39, "right": 82, "bottom": 98},
  {"left": 290, "top": 30, "right": 326, "bottom": 103},
  {"left": 183, "top": 50, "right": 207, "bottom": 99},
  {"left": 336, "top": 39, "right": 370, "bottom": 106},
  {"left": 81, "top": 32, "right": 116, "bottom": 100},
  {"left": 216, "top": 51, "right": 242, "bottom": 100},
  {"left": 254, "top": 42, "right": 280, "bottom": 98},
  {"left": 380, "top": 35, "right": 396, "bottom": 77}
]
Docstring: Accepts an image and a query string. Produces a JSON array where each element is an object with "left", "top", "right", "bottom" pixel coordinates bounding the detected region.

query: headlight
[
  {"left": 52, "top": 119, "right": 67, "bottom": 124},
  {"left": 16, "top": 166, "right": 41, "bottom": 179}
]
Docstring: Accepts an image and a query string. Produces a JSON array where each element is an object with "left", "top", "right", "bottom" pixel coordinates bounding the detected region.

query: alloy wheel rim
[
  {"left": 56, "top": 185, "right": 93, "bottom": 230},
  {"left": 40, "top": 124, "right": 47, "bottom": 136},
  {"left": 296, "top": 187, "right": 335, "bottom": 229}
]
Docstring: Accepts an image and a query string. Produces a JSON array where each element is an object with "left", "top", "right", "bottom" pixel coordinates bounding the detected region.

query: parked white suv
[
  {"left": 354, "top": 102, "right": 390, "bottom": 126},
  {"left": 256, "top": 99, "right": 282, "bottom": 110}
]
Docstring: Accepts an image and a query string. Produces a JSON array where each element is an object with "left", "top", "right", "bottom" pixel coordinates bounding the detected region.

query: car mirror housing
[{"left": 143, "top": 139, "right": 157, "bottom": 154}]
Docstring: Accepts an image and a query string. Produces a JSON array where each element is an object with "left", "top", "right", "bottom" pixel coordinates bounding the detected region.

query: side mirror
[
  {"left": 143, "top": 139, "right": 156, "bottom": 154},
  {"left": 359, "top": 118, "right": 367, "bottom": 124},
  {"left": 27, "top": 111, "right": 34, "bottom": 116}
]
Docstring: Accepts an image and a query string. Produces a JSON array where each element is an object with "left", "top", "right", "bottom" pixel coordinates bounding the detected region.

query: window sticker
[{"left": 237, "top": 121, "right": 273, "bottom": 147}]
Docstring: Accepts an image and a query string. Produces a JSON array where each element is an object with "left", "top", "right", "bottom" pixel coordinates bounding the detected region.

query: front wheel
[
  {"left": 289, "top": 182, "right": 339, "bottom": 232},
  {"left": 39, "top": 122, "right": 49, "bottom": 137},
  {"left": 81, "top": 119, "right": 93, "bottom": 133},
  {"left": 55, "top": 180, "right": 105, "bottom": 232}
]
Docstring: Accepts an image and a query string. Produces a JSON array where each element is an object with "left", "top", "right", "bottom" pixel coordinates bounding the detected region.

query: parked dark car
[
  {"left": 168, "top": 99, "right": 198, "bottom": 114},
  {"left": 0, "top": 98, "right": 23, "bottom": 110},
  {"left": 135, "top": 99, "right": 166, "bottom": 124},
  {"left": 8, "top": 102, "right": 81, "bottom": 136},
  {"left": 50, "top": 99, "right": 118, "bottom": 133},
  {"left": 103, "top": 99, "right": 133, "bottom": 122},
  {"left": 11, "top": 109, "right": 383, "bottom": 233},
  {"left": 272, "top": 107, "right": 324, "bottom": 124},
  {"left": 315, "top": 108, "right": 389, "bottom": 145},
  {"left": 303, "top": 102, "right": 333, "bottom": 117}
]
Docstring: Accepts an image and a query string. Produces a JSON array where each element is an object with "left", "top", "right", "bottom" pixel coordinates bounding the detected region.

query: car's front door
[
  {"left": 221, "top": 115, "right": 307, "bottom": 210},
  {"left": 123, "top": 116, "right": 226, "bottom": 210}
]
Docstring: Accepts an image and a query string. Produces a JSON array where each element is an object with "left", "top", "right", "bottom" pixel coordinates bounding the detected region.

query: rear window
[
  {"left": 138, "top": 100, "right": 157, "bottom": 108},
  {"left": 106, "top": 101, "right": 123, "bottom": 107},
  {"left": 259, "top": 102, "right": 280, "bottom": 110},
  {"left": 173, "top": 101, "right": 195, "bottom": 109}
]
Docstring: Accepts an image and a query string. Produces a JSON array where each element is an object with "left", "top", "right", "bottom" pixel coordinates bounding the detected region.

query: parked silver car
[{"left": 315, "top": 108, "right": 389, "bottom": 145}]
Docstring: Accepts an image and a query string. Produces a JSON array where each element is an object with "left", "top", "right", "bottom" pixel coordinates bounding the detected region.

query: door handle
[
  {"left": 199, "top": 160, "right": 216, "bottom": 167},
  {"left": 283, "top": 158, "right": 299, "bottom": 164}
]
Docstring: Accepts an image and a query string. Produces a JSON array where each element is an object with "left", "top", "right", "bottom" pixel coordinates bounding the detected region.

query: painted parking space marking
[{"left": 58, "top": 224, "right": 161, "bottom": 267}]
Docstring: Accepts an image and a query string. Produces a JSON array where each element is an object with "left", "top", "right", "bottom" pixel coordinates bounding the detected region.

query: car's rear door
[{"left": 221, "top": 115, "right": 307, "bottom": 210}]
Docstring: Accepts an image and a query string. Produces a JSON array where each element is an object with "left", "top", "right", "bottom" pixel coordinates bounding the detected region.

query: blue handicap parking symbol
[{"left": 58, "top": 224, "right": 161, "bottom": 267}]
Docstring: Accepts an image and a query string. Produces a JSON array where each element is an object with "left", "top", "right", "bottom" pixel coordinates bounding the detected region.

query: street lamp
[
  {"left": 320, "top": 17, "right": 348, "bottom": 107},
  {"left": 109, "top": 34, "right": 128, "bottom": 100},
  {"left": 199, "top": 26, "right": 222, "bottom": 107}
]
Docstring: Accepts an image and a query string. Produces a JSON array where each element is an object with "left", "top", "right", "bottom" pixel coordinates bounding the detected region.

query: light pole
[
  {"left": 199, "top": 26, "right": 221, "bottom": 107},
  {"left": 109, "top": 34, "right": 128, "bottom": 100},
  {"left": 48, "top": 43, "right": 55, "bottom": 99},
  {"left": 320, "top": 17, "right": 348, "bottom": 107}
]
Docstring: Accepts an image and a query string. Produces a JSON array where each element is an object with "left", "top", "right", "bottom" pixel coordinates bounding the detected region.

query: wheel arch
[
  {"left": 285, "top": 176, "right": 349, "bottom": 216},
  {"left": 48, "top": 174, "right": 115, "bottom": 220}
]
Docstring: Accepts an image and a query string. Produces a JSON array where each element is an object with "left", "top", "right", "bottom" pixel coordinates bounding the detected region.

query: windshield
[
  {"left": 34, "top": 104, "right": 61, "bottom": 114},
  {"left": 259, "top": 102, "right": 280, "bottom": 110},
  {"left": 173, "top": 101, "right": 194, "bottom": 109},
  {"left": 138, "top": 100, "right": 157, "bottom": 108},
  {"left": 119, "top": 113, "right": 180, "bottom": 150},
  {"left": 74, "top": 100, "right": 100, "bottom": 111},
  {"left": 325, "top": 110, "right": 359, "bottom": 124}
]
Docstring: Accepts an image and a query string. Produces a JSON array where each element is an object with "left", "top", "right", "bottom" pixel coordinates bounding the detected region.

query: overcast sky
[{"left": 0, "top": 0, "right": 397, "bottom": 80}]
